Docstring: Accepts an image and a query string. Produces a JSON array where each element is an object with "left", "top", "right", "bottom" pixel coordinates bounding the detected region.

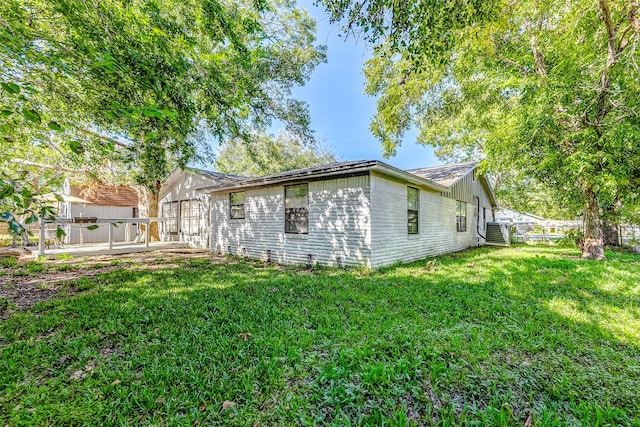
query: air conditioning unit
[{"left": 485, "top": 222, "right": 510, "bottom": 246}]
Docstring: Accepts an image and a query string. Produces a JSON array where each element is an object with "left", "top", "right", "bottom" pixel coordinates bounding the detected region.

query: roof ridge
[{"left": 405, "top": 160, "right": 479, "bottom": 172}]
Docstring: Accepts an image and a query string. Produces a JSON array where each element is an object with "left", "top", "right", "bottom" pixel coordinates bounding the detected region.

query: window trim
[
  {"left": 284, "top": 183, "right": 309, "bottom": 235},
  {"left": 407, "top": 186, "right": 419, "bottom": 235},
  {"left": 456, "top": 200, "right": 467, "bottom": 232},
  {"left": 229, "top": 191, "right": 246, "bottom": 220},
  {"left": 162, "top": 201, "right": 179, "bottom": 235},
  {"left": 180, "top": 199, "right": 201, "bottom": 236}
]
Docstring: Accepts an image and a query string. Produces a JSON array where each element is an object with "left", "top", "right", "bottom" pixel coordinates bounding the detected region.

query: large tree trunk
[
  {"left": 135, "top": 186, "right": 160, "bottom": 242},
  {"left": 602, "top": 199, "right": 622, "bottom": 246},
  {"left": 603, "top": 221, "right": 620, "bottom": 246},
  {"left": 581, "top": 187, "right": 606, "bottom": 260}
]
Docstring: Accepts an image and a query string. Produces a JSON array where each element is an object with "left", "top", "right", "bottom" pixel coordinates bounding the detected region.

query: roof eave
[
  {"left": 198, "top": 163, "right": 377, "bottom": 194},
  {"left": 479, "top": 175, "right": 500, "bottom": 209},
  {"left": 198, "top": 161, "right": 449, "bottom": 194},
  {"left": 372, "top": 163, "right": 449, "bottom": 192}
]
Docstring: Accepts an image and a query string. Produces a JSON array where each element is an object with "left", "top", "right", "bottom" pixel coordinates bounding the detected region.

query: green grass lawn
[{"left": 1, "top": 246, "right": 639, "bottom": 426}]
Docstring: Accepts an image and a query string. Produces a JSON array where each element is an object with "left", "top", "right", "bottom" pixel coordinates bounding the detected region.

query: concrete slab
[{"left": 32, "top": 241, "right": 190, "bottom": 259}]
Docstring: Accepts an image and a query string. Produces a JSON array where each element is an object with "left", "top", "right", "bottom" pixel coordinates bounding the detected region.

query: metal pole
[
  {"left": 108, "top": 222, "right": 113, "bottom": 251},
  {"left": 39, "top": 217, "right": 45, "bottom": 257}
]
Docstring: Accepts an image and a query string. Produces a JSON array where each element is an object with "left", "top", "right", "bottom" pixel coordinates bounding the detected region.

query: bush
[{"left": 558, "top": 227, "right": 584, "bottom": 248}]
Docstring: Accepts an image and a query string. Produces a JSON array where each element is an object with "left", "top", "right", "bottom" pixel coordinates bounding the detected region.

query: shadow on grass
[{"left": 0, "top": 246, "right": 639, "bottom": 426}]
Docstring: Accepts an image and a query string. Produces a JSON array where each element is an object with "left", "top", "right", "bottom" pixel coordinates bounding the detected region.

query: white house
[
  {"left": 195, "top": 160, "right": 499, "bottom": 268},
  {"left": 495, "top": 208, "right": 544, "bottom": 225},
  {"left": 158, "top": 167, "right": 244, "bottom": 248}
]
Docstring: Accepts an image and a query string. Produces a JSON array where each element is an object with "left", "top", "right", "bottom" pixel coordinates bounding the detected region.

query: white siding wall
[
  {"left": 210, "top": 175, "right": 371, "bottom": 267},
  {"left": 66, "top": 205, "right": 136, "bottom": 244},
  {"left": 370, "top": 171, "right": 495, "bottom": 267},
  {"left": 441, "top": 173, "right": 494, "bottom": 246},
  {"left": 370, "top": 173, "right": 471, "bottom": 267},
  {"left": 159, "top": 172, "right": 212, "bottom": 249}
]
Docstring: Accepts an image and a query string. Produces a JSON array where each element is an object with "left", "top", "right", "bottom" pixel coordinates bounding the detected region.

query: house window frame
[
  {"left": 407, "top": 186, "right": 419, "bottom": 235},
  {"left": 456, "top": 200, "right": 467, "bottom": 232},
  {"left": 230, "top": 191, "right": 246, "bottom": 220},
  {"left": 284, "top": 183, "right": 309, "bottom": 234},
  {"left": 180, "top": 199, "right": 201, "bottom": 236},
  {"left": 162, "top": 201, "right": 179, "bottom": 235}
]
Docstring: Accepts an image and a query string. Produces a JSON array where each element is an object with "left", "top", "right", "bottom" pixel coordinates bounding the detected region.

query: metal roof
[
  {"left": 406, "top": 161, "right": 479, "bottom": 187},
  {"left": 184, "top": 167, "right": 246, "bottom": 182},
  {"left": 197, "top": 160, "right": 450, "bottom": 194}
]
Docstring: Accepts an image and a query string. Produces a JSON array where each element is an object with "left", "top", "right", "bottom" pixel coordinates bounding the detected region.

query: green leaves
[
  {"left": 1, "top": 82, "right": 20, "bottom": 94},
  {"left": 21, "top": 109, "right": 41, "bottom": 124},
  {"left": 47, "top": 121, "right": 63, "bottom": 131},
  {"left": 68, "top": 141, "right": 85, "bottom": 154}
]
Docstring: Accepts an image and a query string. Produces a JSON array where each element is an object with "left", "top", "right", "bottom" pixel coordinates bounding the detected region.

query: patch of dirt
[{"left": 0, "top": 249, "right": 228, "bottom": 317}]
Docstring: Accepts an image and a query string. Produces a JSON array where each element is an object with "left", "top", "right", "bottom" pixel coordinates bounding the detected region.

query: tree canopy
[
  {"left": 321, "top": 0, "right": 640, "bottom": 259},
  {"left": 215, "top": 131, "right": 337, "bottom": 176},
  {"left": 1, "top": 0, "right": 325, "bottom": 237}
]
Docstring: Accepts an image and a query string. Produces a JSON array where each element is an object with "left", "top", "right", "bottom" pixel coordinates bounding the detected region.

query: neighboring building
[
  {"left": 158, "top": 167, "right": 244, "bottom": 249},
  {"left": 495, "top": 208, "right": 544, "bottom": 225},
  {"left": 57, "top": 181, "right": 139, "bottom": 244},
  {"left": 198, "top": 160, "right": 499, "bottom": 268}
]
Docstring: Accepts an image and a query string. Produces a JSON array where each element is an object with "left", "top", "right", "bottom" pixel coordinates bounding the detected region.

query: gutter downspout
[{"left": 476, "top": 197, "right": 486, "bottom": 242}]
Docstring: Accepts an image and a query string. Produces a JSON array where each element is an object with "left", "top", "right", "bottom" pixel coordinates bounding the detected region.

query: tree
[
  {"left": 321, "top": 0, "right": 640, "bottom": 259},
  {"left": 1, "top": 0, "right": 325, "bottom": 239},
  {"left": 215, "top": 131, "right": 337, "bottom": 176}
]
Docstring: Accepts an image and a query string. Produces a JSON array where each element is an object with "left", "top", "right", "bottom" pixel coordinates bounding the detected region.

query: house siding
[
  {"left": 440, "top": 172, "right": 494, "bottom": 246},
  {"left": 210, "top": 175, "right": 371, "bottom": 267},
  {"left": 369, "top": 171, "right": 494, "bottom": 267},
  {"left": 159, "top": 171, "right": 213, "bottom": 249},
  {"left": 65, "top": 205, "right": 137, "bottom": 244}
]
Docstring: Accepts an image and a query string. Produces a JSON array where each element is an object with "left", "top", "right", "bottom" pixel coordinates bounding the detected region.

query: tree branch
[
  {"left": 599, "top": 0, "right": 617, "bottom": 66},
  {"left": 76, "top": 128, "right": 130, "bottom": 149},
  {"left": 13, "top": 159, "right": 86, "bottom": 173}
]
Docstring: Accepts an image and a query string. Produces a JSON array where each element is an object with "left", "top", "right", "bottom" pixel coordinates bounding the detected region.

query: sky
[{"left": 291, "top": 1, "right": 440, "bottom": 170}]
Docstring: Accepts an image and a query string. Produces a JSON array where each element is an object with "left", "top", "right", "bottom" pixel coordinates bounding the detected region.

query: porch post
[
  {"left": 145, "top": 219, "right": 150, "bottom": 248},
  {"left": 108, "top": 222, "right": 113, "bottom": 251},
  {"left": 39, "top": 217, "right": 45, "bottom": 257}
]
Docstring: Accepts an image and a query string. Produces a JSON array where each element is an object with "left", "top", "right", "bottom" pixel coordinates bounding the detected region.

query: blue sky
[{"left": 292, "top": 1, "right": 439, "bottom": 170}]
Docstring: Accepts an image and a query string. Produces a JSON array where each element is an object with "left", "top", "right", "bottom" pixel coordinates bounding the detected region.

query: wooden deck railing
[{"left": 38, "top": 217, "right": 166, "bottom": 256}]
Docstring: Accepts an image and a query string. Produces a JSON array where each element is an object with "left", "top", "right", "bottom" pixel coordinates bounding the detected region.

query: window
[
  {"left": 407, "top": 187, "right": 419, "bottom": 234},
  {"left": 180, "top": 200, "right": 201, "bottom": 235},
  {"left": 456, "top": 201, "right": 467, "bottom": 232},
  {"left": 285, "top": 184, "right": 308, "bottom": 234},
  {"left": 162, "top": 201, "right": 178, "bottom": 234},
  {"left": 230, "top": 192, "right": 246, "bottom": 219}
]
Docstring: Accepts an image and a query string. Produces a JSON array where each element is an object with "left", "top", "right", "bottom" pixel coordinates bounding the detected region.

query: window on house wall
[
  {"left": 162, "top": 201, "right": 178, "bottom": 234},
  {"left": 180, "top": 199, "right": 201, "bottom": 235},
  {"left": 230, "top": 192, "right": 246, "bottom": 219},
  {"left": 285, "top": 184, "right": 308, "bottom": 234},
  {"left": 407, "top": 187, "right": 419, "bottom": 234},
  {"left": 456, "top": 201, "right": 467, "bottom": 232}
]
